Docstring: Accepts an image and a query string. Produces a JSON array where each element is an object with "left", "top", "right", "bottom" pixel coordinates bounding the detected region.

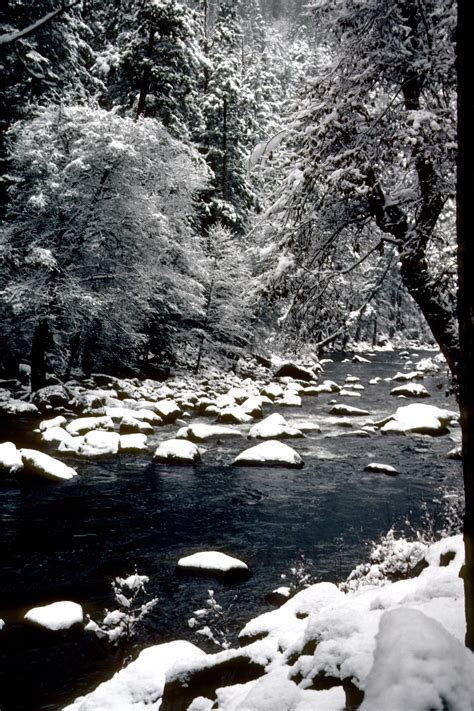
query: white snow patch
[{"left": 63, "top": 640, "right": 205, "bottom": 710}]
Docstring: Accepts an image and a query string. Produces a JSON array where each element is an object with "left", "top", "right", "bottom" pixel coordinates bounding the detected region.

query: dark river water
[{"left": 0, "top": 350, "right": 462, "bottom": 710}]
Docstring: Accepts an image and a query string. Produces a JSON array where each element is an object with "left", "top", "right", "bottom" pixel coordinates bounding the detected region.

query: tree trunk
[
  {"left": 136, "top": 26, "right": 156, "bottom": 120},
  {"left": 222, "top": 95, "right": 228, "bottom": 201},
  {"left": 30, "top": 319, "right": 50, "bottom": 392},
  {"left": 456, "top": 0, "right": 474, "bottom": 651},
  {"left": 64, "top": 331, "right": 82, "bottom": 382}
]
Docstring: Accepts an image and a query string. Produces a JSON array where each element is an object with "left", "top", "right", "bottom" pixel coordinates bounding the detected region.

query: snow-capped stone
[
  {"left": 392, "top": 371, "right": 424, "bottom": 382},
  {"left": 278, "top": 393, "right": 302, "bottom": 407},
  {"left": 119, "top": 414, "right": 153, "bottom": 434},
  {"left": 38, "top": 415, "right": 67, "bottom": 432},
  {"left": 446, "top": 445, "right": 462, "bottom": 460},
  {"left": 227, "top": 387, "right": 250, "bottom": 404},
  {"left": 274, "top": 362, "right": 316, "bottom": 381},
  {"left": 390, "top": 383, "right": 431, "bottom": 398},
  {"left": 133, "top": 408, "right": 163, "bottom": 425},
  {"left": 352, "top": 355, "right": 371, "bottom": 363},
  {"left": 233, "top": 440, "right": 303, "bottom": 469},
  {"left": 24, "top": 601, "right": 83, "bottom": 631},
  {"left": 241, "top": 396, "right": 265, "bottom": 418},
  {"left": 218, "top": 406, "right": 253, "bottom": 424},
  {"left": 261, "top": 383, "right": 284, "bottom": 400},
  {"left": 380, "top": 404, "right": 457, "bottom": 436},
  {"left": 369, "top": 377, "right": 382, "bottom": 385},
  {"left": 0, "top": 441, "right": 23, "bottom": 474},
  {"left": 153, "top": 439, "right": 201, "bottom": 464},
  {"left": 119, "top": 434, "right": 148, "bottom": 453},
  {"left": 177, "top": 551, "right": 249, "bottom": 575},
  {"left": 294, "top": 421, "right": 321, "bottom": 433},
  {"left": 339, "top": 388, "right": 362, "bottom": 397},
  {"left": 80, "top": 430, "right": 121, "bottom": 457},
  {"left": 248, "top": 413, "right": 303, "bottom": 439},
  {"left": 20, "top": 449, "right": 77, "bottom": 481},
  {"left": 364, "top": 463, "right": 399, "bottom": 476},
  {"left": 66, "top": 416, "right": 114, "bottom": 436},
  {"left": 40, "top": 426, "right": 75, "bottom": 447},
  {"left": 345, "top": 375, "right": 360, "bottom": 383},
  {"left": 176, "top": 424, "right": 242, "bottom": 442},
  {"left": 153, "top": 399, "right": 182, "bottom": 423},
  {"left": 329, "top": 404, "right": 370, "bottom": 417},
  {"left": 63, "top": 641, "right": 206, "bottom": 711},
  {"left": 304, "top": 380, "right": 341, "bottom": 395}
]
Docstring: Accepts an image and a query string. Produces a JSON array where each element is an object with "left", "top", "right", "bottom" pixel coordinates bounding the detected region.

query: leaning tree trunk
[
  {"left": 456, "top": 0, "right": 474, "bottom": 651},
  {"left": 30, "top": 319, "right": 50, "bottom": 392}
]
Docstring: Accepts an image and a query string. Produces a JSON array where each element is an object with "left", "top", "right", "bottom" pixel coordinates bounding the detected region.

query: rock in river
[
  {"left": 233, "top": 440, "right": 304, "bottom": 469},
  {"left": 24, "top": 601, "right": 84, "bottom": 631},
  {"left": 153, "top": 439, "right": 201, "bottom": 465}
]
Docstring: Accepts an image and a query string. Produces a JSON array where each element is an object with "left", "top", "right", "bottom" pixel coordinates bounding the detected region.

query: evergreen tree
[{"left": 92, "top": 0, "right": 205, "bottom": 139}]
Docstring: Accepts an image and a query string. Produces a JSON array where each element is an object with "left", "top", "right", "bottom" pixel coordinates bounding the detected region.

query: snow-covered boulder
[
  {"left": 304, "top": 380, "right": 341, "bottom": 395},
  {"left": 329, "top": 404, "right": 370, "bottom": 417},
  {"left": 119, "top": 434, "right": 148, "bottom": 453},
  {"left": 248, "top": 413, "right": 303, "bottom": 440},
  {"left": 233, "top": 440, "right": 304, "bottom": 469},
  {"left": 218, "top": 407, "right": 253, "bottom": 424},
  {"left": 260, "top": 383, "right": 284, "bottom": 401},
  {"left": 20, "top": 449, "right": 77, "bottom": 481},
  {"left": 294, "top": 421, "right": 321, "bottom": 433},
  {"left": 352, "top": 355, "right": 371, "bottom": 363},
  {"left": 360, "top": 608, "right": 474, "bottom": 711},
  {"left": 0, "top": 442, "right": 23, "bottom": 474},
  {"left": 24, "top": 601, "right": 83, "bottom": 631},
  {"left": 38, "top": 415, "right": 67, "bottom": 431},
  {"left": 66, "top": 416, "right": 114, "bottom": 436},
  {"left": 153, "top": 399, "right": 182, "bottom": 423},
  {"left": 364, "top": 463, "right": 399, "bottom": 476},
  {"left": 40, "top": 426, "right": 75, "bottom": 447},
  {"left": 63, "top": 641, "right": 205, "bottom": 711},
  {"left": 80, "top": 430, "right": 121, "bottom": 457},
  {"left": 153, "top": 439, "right": 201, "bottom": 465},
  {"left": 241, "top": 396, "right": 265, "bottom": 419},
  {"left": 278, "top": 393, "right": 302, "bottom": 407},
  {"left": 391, "top": 371, "right": 424, "bottom": 382},
  {"left": 119, "top": 414, "right": 153, "bottom": 435},
  {"left": 177, "top": 551, "right": 250, "bottom": 577},
  {"left": 380, "top": 404, "right": 457, "bottom": 436},
  {"left": 133, "top": 408, "right": 163, "bottom": 425},
  {"left": 176, "top": 424, "right": 242, "bottom": 442},
  {"left": 390, "top": 383, "right": 430, "bottom": 398}
]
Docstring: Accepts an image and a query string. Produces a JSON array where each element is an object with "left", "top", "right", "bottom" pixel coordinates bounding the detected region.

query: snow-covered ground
[{"left": 64, "top": 534, "right": 473, "bottom": 711}]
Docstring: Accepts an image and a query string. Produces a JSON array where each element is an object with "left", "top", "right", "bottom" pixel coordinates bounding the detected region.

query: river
[{"left": 0, "top": 350, "right": 463, "bottom": 710}]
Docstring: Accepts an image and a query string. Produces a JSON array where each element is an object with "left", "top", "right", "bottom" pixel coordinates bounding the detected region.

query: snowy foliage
[
  {"left": 0, "top": 104, "right": 208, "bottom": 374},
  {"left": 85, "top": 572, "right": 158, "bottom": 644}
]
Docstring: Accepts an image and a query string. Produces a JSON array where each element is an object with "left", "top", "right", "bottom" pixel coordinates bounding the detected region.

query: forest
[{"left": 1, "top": 1, "right": 473, "bottom": 710}]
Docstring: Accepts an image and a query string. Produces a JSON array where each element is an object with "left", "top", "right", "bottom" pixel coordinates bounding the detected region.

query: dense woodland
[{"left": 0, "top": 0, "right": 454, "bottom": 389}]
